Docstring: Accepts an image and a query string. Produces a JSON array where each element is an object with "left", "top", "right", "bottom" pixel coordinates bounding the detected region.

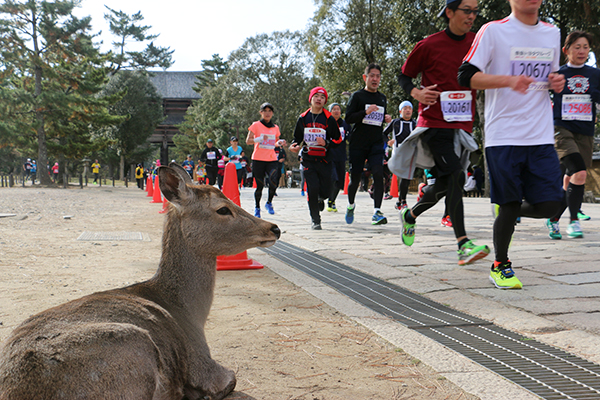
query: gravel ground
[{"left": 0, "top": 185, "right": 478, "bottom": 400}]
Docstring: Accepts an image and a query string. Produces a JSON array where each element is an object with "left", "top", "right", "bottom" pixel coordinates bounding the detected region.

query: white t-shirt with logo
[{"left": 464, "top": 14, "right": 560, "bottom": 147}]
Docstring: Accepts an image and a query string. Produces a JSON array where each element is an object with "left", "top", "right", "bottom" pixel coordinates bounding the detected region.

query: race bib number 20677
[{"left": 510, "top": 47, "right": 554, "bottom": 91}]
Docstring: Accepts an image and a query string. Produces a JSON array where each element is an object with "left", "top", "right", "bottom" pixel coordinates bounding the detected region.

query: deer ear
[
  {"left": 168, "top": 162, "right": 193, "bottom": 185},
  {"left": 158, "top": 166, "right": 191, "bottom": 204}
]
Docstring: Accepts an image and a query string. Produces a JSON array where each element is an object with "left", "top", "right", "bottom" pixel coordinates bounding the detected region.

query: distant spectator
[
  {"left": 23, "top": 158, "right": 32, "bottom": 182},
  {"left": 135, "top": 164, "right": 144, "bottom": 189},
  {"left": 52, "top": 162, "right": 59, "bottom": 183},
  {"left": 31, "top": 160, "right": 37, "bottom": 184},
  {"left": 196, "top": 161, "right": 206, "bottom": 185},
  {"left": 91, "top": 159, "right": 101, "bottom": 184}
]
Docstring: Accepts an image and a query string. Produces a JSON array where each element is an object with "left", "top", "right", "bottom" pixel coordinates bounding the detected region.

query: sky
[{"left": 73, "top": 0, "right": 318, "bottom": 72}]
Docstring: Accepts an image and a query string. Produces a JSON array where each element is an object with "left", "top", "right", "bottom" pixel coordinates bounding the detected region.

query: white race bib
[
  {"left": 258, "top": 134, "right": 276, "bottom": 150},
  {"left": 362, "top": 105, "right": 385, "bottom": 126},
  {"left": 561, "top": 94, "right": 592, "bottom": 121},
  {"left": 510, "top": 47, "right": 554, "bottom": 91},
  {"left": 207, "top": 151, "right": 216, "bottom": 160},
  {"left": 440, "top": 91, "right": 472, "bottom": 122},
  {"left": 339, "top": 126, "right": 345, "bottom": 141},
  {"left": 303, "top": 127, "right": 326, "bottom": 146}
]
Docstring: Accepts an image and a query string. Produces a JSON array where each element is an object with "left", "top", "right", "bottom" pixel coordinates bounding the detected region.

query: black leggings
[
  {"left": 399, "top": 179, "right": 411, "bottom": 202},
  {"left": 252, "top": 160, "right": 279, "bottom": 208},
  {"left": 412, "top": 169, "right": 466, "bottom": 239},
  {"left": 494, "top": 201, "right": 561, "bottom": 263},
  {"left": 551, "top": 153, "right": 586, "bottom": 222}
]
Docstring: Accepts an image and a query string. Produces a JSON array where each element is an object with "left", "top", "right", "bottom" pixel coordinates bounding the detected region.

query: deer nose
[{"left": 271, "top": 225, "right": 281, "bottom": 239}]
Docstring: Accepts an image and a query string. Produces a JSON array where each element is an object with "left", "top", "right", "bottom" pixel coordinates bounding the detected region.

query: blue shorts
[{"left": 486, "top": 144, "right": 562, "bottom": 205}]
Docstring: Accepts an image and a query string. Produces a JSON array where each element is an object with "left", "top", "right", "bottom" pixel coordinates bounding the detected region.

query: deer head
[{"left": 158, "top": 165, "right": 280, "bottom": 257}]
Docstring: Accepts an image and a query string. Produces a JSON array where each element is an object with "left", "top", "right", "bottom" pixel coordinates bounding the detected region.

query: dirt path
[{"left": 0, "top": 186, "right": 477, "bottom": 399}]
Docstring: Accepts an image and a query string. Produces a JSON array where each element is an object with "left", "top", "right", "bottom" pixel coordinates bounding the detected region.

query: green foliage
[
  {"left": 195, "top": 54, "right": 229, "bottom": 90},
  {"left": 104, "top": 6, "right": 174, "bottom": 72},
  {"left": 99, "top": 70, "right": 164, "bottom": 169},
  {"left": 0, "top": 0, "right": 123, "bottom": 183},
  {"left": 308, "top": 0, "right": 403, "bottom": 108},
  {"left": 179, "top": 31, "right": 317, "bottom": 161}
]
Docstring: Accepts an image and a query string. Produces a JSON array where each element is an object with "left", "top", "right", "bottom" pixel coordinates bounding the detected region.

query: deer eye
[{"left": 216, "top": 207, "right": 232, "bottom": 216}]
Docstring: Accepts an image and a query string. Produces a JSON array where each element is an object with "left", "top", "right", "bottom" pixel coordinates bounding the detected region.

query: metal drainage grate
[
  {"left": 77, "top": 231, "right": 151, "bottom": 241},
  {"left": 262, "top": 241, "right": 600, "bottom": 400}
]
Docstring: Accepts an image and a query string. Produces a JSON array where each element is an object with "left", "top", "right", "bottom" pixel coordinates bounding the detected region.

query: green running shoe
[
  {"left": 326, "top": 201, "right": 338, "bottom": 212},
  {"left": 566, "top": 220, "right": 584, "bottom": 238},
  {"left": 578, "top": 210, "right": 591, "bottom": 221},
  {"left": 400, "top": 208, "right": 415, "bottom": 246},
  {"left": 489, "top": 262, "right": 522, "bottom": 289},
  {"left": 457, "top": 240, "right": 490, "bottom": 266},
  {"left": 545, "top": 219, "right": 562, "bottom": 240}
]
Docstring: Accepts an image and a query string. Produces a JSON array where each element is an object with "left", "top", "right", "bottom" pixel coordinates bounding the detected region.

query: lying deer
[{"left": 0, "top": 164, "right": 280, "bottom": 400}]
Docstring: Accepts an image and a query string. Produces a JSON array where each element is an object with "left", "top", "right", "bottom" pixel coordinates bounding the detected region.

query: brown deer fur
[{"left": 0, "top": 164, "right": 280, "bottom": 400}]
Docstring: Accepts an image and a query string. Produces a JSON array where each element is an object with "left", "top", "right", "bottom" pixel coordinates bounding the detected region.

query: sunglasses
[{"left": 456, "top": 8, "right": 480, "bottom": 15}]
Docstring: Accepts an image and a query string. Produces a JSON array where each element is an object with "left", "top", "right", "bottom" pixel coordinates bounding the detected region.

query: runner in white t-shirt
[{"left": 457, "top": 0, "right": 566, "bottom": 289}]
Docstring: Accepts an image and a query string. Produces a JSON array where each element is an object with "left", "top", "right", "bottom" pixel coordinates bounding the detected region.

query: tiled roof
[{"left": 148, "top": 71, "right": 202, "bottom": 99}]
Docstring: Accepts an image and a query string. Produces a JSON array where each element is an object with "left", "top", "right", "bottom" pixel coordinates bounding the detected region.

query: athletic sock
[
  {"left": 405, "top": 211, "right": 416, "bottom": 224},
  {"left": 458, "top": 237, "right": 469, "bottom": 250}
]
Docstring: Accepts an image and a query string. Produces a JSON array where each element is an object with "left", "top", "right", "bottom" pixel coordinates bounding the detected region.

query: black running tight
[
  {"left": 412, "top": 169, "right": 466, "bottom": 239},
  {"left": 252, "top": 160, "right": 278, "bottom": 208},
  {"left": 494, "top": 201, "right": 561, "bottom": 263}
]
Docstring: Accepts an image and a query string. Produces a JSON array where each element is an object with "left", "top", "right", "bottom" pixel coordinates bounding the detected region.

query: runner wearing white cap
[{"left": 384, "top": 101, "right": 416, "bottom": 211}]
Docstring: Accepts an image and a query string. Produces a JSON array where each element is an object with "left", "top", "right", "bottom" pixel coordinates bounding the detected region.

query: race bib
[
  {"left": 339, "top": 126, "right": 345, "bottom": 141},
  {"left": 440, "top": 91, "right": 472, "bottom": 122},
  {"left": 561, "top": 94, "right": 593, "bottom": 121},
  {"left": 207, "top": 151, "right": 216, "bottom": 160},
  {"left": 303, "top": 127, "right": 326, "bottom": 146},
  {"left": 510, "top": 47, "right": 554, "bottom": 91},
  {"left": 258, "top": 134, "right": 276, "bottom": 150},
  {"left": 362, "top": 105, "right": 384, "bottom": 126}
]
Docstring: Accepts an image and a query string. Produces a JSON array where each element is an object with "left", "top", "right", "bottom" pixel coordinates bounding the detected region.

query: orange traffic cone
[
  {"left": 217, "top": 162, "right": 263, "bottom": 271},
  {"left": 343, "top": 171, "right": 350, "bottom": 195},
  {"left": 390, "top": 174, "right": 399, "bottom": 198},
  {"left": 252, "top": 177, "right": 257, "bottom": 188},
  {"left": 150, "top": 175, "right": 162, "bottom": 203},
  {"left": 158, "top": 199, "right": 169, "bottom": 214},
  {"left": 221, "top": 162, "right": 240, "bottom": 206},
  {"left": 146, "top": 175, "right": 153, "bottom": 197}
]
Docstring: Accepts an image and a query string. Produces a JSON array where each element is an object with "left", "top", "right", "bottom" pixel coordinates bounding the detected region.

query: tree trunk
[
  {"left": 34, "top": 62, "right": 52, "bottom": 186},
  {"left": 120, "top": 154, "right": 125, "bottom": 181}
]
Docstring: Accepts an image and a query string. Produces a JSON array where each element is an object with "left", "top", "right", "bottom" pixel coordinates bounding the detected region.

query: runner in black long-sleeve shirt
[{"left": 344, "top": 63, "right": 392, "bottom": 225}]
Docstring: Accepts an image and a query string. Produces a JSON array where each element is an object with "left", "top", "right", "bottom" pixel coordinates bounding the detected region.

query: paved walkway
[{"left": 243, "top": 187, "right": 600, "bottom": 399}]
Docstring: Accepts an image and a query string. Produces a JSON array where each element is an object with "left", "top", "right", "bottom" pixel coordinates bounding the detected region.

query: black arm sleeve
[
  {"left": 398, "top": 72, "right": 416, "bottom": 95},
  {"left": 345, "top": 92, "right": 366, "bottom": 124},
  {"left": 292, "top": 117, "right": 304, "bottom": 146},
  {"left": 457, "top": 62, "right": 482, "bottom": 89}
]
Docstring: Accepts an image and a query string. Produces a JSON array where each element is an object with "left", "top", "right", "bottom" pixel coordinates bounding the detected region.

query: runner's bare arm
[
  {"left": 470, "top": 72, "right": 533, "bottom": 94},
  {"left": 410, "top": 85, "right": 439, "bottom": 105},
  {"left": 246, "top": 130, "right": 254, "bottom": 145}
]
